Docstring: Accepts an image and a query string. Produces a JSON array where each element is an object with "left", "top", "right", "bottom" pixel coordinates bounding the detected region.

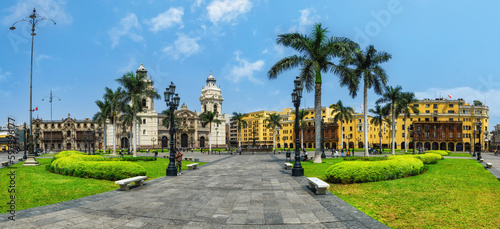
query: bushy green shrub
[
  {"left": 425, "top": 150, "right": 449, "bottom": 156},
  {"left": 388, "top": 153, "right": 443, "bottom": 164},
  {"left": 106, "top": 157, "right": 157, "bottom": 161},
  {"left": 343, "top": 156, "right": 388, "bottom": 161},
  {"left": 325, "top": 157, "right": 426, "bottom": 184},
  {"left": 47, "top": 150, "right": 146, "bottom": 181}
]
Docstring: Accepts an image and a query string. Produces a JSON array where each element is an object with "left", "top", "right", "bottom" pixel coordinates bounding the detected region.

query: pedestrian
[
  {"left": 176, "top": 149, "right": 183, "bottom": 175},
  {"left": 341, "top": 149, "right": 344, "bottom": 157}
]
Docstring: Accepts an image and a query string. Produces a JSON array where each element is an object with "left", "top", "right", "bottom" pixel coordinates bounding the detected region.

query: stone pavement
[
  {"left": 479, "top": 153, "right": 500, "bottom": 181},
  {"left": 0, "top": 153, "right": 388, "bottom": 228}
]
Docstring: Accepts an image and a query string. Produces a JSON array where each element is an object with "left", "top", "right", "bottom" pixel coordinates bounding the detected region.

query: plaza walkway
[{"left": 0, "top": 153, "right": 388, "bottom": 228}]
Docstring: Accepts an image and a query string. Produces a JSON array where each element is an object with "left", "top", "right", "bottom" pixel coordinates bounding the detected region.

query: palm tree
[
  {"left": 376, "top": 85, "right": 403, "bottom": 155},
  {"left": 232, "top": 112, "right": 247, "bottom": 148},
  {"left": 330, "top": 100, "right": 354, "bottom": 153},
  {"left": 396, "top": 92, "right": 419, "bottom": 153},
  {"left": 116, "top": 71, "right": 160, "bottom": 157},
  {"left": 369, "top": 104, "right": 390, "bottom": 154},
  {"left": 268, "top": 23, "right": 358, "bottom": 163},
  {"left": 264, "top": 113, "right": 282, "bottom": 151},
  {"left": 120, "top": 104, "right": 141, "bottom": 153},
  {"left": 298, "top": 109, "right": 309, "bottom": 150},
  {"left": 339, "top": 45, "right": 391, "bottom": 157},
  {"left": 93, "top": 99, "right": 111, "bottom": 153},
  {"left": 199, "top": 111, "right": 221, "bottom": 152},
  {"left": 103, "top": 87, "right": 125, "bottom": 155}
]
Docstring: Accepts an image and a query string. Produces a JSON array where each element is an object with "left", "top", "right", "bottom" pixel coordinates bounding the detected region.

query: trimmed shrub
[
  {"left": 47, "top": 150, "right": 146, "bottom": 181},
  {"left": 106, "top": 157, "right": 157, "bottom": 161},
  {"left": 388, "top": 153, "right": 443, "bottom": 164},
  {"left": 425, "top": 150, "right": 449, "bottom": 156},
  {"left": 343, "top": 156, "right": 388, "bottom": 161},
  {"left": 325, "top": 157, "right": 426, "bottom": 184}
]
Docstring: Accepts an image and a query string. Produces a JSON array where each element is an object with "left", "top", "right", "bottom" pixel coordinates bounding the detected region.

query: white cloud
[
  {"left": 163, "top": 34, "right": 201, "bottom": 59},
  {"left": 207, "top": 0, "right": 252, "bottom": 25},
  {"left": 191, "top": 0, "right": 205, "bottom": 11},
  {"left": 2, "top": 0, "right": 72, "bottom": 26},
  {"left": 0, "top": 68, "right": 11, "bottom": 81},
  {"left": 287, "top": 8, "right": 320, "bottom": 34},
  {"left": 261, "top": 49, "right": 268, "bottom": 54},
  {"left": 146, "top": 7, "right": 184, "bottom": 32},
  {"left": 117, "top": 56, "right": 137, "bottom": 74},
  {"left": 108, "top": 13, "right": 143, "bottom": 48},
  {"left": 227, "top": 51, "right": 265, "bottom": 84}
]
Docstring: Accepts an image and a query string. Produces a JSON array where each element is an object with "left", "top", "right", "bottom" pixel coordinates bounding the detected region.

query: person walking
[{"left": 176, "top": 149, "right": 183, "bottom": 175}]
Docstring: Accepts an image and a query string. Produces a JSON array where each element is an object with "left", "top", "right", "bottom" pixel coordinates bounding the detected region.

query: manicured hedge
[
  {"left": 388, "top": 153, "right": 443, "bottom": 164},
  {"left": 325, "top": 157, "right": 426, "bottom": 184},
  {"left": 47, "top": 151, "right": 146, "bottom": 181},
  {"left": 425, "top": 150, "right": 449, "bottom": 156},
  {"left": 106, "top": 156, "right": 157, "bottom": 161},
  {"left": 343, "top": 156, "right": 388, "bottom": 161}
]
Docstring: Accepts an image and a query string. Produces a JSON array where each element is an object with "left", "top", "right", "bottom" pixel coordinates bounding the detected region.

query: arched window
[
  {"left": 143, "top": 119, "right": 146, "bottom": 124},
  {"left": 204, "top": 104, "right": 207, "bottom": 112},
  {"left": 142, "top": 99, "right": 147, "bottom": 107},
  {"left": 143, "top": 130, "right": 146, "bottom": 135},
  {"left": 214, "top": 103, "right": 218, "bottom": 112}
]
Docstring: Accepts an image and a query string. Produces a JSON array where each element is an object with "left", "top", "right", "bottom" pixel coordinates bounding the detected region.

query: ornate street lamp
[
  {"left": 477, "top": 122, "right": 482, "bottom": 160},
  {"left": 291, "top": 77, "right": 304, "bottom": 176},
  {"left": 409, "top": 124, "right": 415, "bottom": 155},
  {"left": 10, "top": 8, "right": 55, "bottom": 166},
  {"left": 321, "top": 118, "right": 326, "bottom": 159},
  {"left": 164, "top": 82, "right": 180, "bottom": 176},
  {"left": 42, "top": 89, "right": 61, "bottom": 151}
]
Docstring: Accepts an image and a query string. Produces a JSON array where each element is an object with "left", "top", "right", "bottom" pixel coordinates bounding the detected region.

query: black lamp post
[
  {"left": 10, "top": 8, "right": 55, "bottom": 164},
  {"left": 409, "top": 124, "right": 415, "bottom": 155},
  {"left": 477, "top": 122, "right": 482, "bottom": 160},
  {"left": 23, "top": 123, "right": 28, "bottom": 160},
  {"left": 473, "top": 127, "right": 477, "bottom": 157},
  {"left": 321, "top": 118, "right": 326, "bottom": 159},
  {"left": 34, "top": 130, "right": 39, "bottom": 156},
  {"left": 291, "top": 77, "right": 304, "bottom": 176},
  {"left": 165, "top": 82, "right": 180, "bottom": 176},
  {"left": 92, "top": 128, "right": 95, "bottom": 155}
]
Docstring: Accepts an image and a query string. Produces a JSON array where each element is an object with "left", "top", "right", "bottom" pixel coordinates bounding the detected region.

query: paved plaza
[
  {"left": 1, "top": 151, "right": 499, "bottom": 228},
  {"left": 0, "top": 152, "right": 388, "bottom": 228}
]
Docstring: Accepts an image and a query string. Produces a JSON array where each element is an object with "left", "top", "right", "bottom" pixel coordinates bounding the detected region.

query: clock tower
[{"left": 199, "top": 73, "right": 225, "bottom": 148}]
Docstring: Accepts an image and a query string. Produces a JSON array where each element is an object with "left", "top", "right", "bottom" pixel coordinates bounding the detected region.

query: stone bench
[
  {"left": 115, "top": 176, "right": 147, "bottom": 191},
  {"left": 479, "top": 159, "right": 484, "bottom": 163},
  {"left": 187, "top": 163, "right": 198, "bottom": 170},
  {"left": 307, "top": 177, "right": 330, "bottom": 195},
  {"left": 486, "top": 162, "right": 493, "bottom": 168},
  {"left": 284, "top": 162, "right": 293, "bottom": 169},
  {"left": 1, "top": 161, "right": 9, "bottom": 166}
]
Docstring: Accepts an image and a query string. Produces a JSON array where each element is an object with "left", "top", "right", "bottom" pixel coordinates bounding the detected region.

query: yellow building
[{"left": 233, "top": 98, "right": 488, "bottom": 152}]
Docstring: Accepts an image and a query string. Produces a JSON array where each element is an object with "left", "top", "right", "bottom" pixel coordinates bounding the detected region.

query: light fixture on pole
[
  {"left": 477, "top": 122, "right": 482, "bottom": 160},
  {"left": 11, "top": 8, "right": 56, "bottom": 166},
  {"left": 165, "top": 82, "right": 180, "bottom": 176},
  {"left": 42, "top": 89, "right": 61, "bottom": 152},
  {"left": 292, "top": 76, "right": 304, "bottom": 176}
]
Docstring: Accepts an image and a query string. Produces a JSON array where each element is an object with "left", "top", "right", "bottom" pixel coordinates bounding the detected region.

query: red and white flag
[{"left": 448, "top": 94, "right": 452, "bottom": 99}]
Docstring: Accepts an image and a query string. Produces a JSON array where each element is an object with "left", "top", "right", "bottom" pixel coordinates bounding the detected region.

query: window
[
  {"left": 442, "top": 132, "right": 445, "bottom": 138},
  {"left": 350, "top": 127, "right": 353, "bottom": 131},
  {"left": 425, "top": 118, "right": 429, "bottom": 121},
  {"left": 449, "top": 118, "right": 453, "bottom": 121},
  {"left": 414, "top": 104, "right": 419, "bottom": 107},
  {"left": 426, "top": 110, "right": 430, "bottom": 113},
  {"left": 425, "top": 104, "right": 430, "bottom": 108},
  {"left": 449, "top": 126, "right": 454, "bottom": 130},
  {"left": 214, "top": 104, "right": 218, "bottom": 112},
  {"left": 458, "top": 133, "right": 462, "bottom": 138},
  {"left": 449, "top": 132, "right": 454, "bottom": 138},
  {"left": 358, "top": 118, "right": 362, "bottom": 123},
  {"left": 143, "top": 130, "right": 146, "bottom": 135},
  {"left": 434, "top": 110, "right": 438, "bottom": 114},
  {"left": 448, "top": 110, "right": 455, "bottom": 113},
  {"left": 143, "top": 119, "right": 146, "bottom": 124},
  {"left": 433, "top": 104, "right": 438, "bottom": 109},
  {"left": 142, "top": 99, "right": 147, "bottom": 107},
  {"left": 449, "top": 104, "right": 454, "bottom": 108}
]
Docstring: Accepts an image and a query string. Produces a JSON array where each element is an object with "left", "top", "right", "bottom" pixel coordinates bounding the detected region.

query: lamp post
[
  {"left": 92, "top": 128, "right": 95, "bottom": 155},
  {"left": 34, "top": 130, "right": 39, "bottom": 156},
  {"left": 23, "top": 123, "right": 28, "bottom": 160},
  {"left": 152, "top": 137, "right": 156, "bottom": 153},
  {"left": 164, "top": 82, "right": 180, "bottom": 176},
  {"left": 11, "top": 8, "right": 55, "bottom": 166},
  {"left": 291, "top": 77, "right": 304, "bottom": 176},
  {"left": 409, "top": 124, "right": 415, "bottom": 155},
  {"left": 42, "top": 89, "right": 61, "bottom": 151},
  {"left": 477, "top": 122, "right": 482, "bottom": 160},
  {"left": 321, "top": 118, "right": 326, "bottom": 159},
  {"left": 473, "top": 127, "right": 477, "bottom": 157}
]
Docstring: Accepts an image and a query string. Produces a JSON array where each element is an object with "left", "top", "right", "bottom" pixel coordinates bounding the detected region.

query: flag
[
  {"left": 360, "top": 104, "right": 363, "bottom": 109},
  {"left": 448, "top": 94, "right": 452, "bottom": 99},
  {"left": 36, "top": 107, "right": 38, "bottom": 111}
]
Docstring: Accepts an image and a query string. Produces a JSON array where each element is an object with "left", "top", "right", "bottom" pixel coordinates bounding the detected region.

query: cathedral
[{"left": 104, "top": 64, "right": 228, "bottom": 150}]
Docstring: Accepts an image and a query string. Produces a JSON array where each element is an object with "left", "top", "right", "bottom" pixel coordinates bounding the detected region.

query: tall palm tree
[
  {"left": 268, "top": 23, "right": 358, "bottom": 163},
  {"left": 339, "top": 45, "right": 391, "bottom": 157},
  {"left": 120, "top": 104, "right": 141, "bottom": 153},
  {"left": 232, "top": 112, "right": 247, "bottom": 148},
  {"left": 199, "top": 111, "right": 221, "bottom": 152},
  {"left": 116, "top": 71, "right": 160, "bottom": 157},
  {"left": 369, "top": 104, "right": 390, "bottom": 154},
  {"left": 298, "top": 109, "right": 309, "bottom": 150},
  {"left": 264, "top": 113, "right": 282, "bottom": 151},
  {"left": 330, "top": 100, "right": 354, "bottom": 153},
  {"left": 376, "top": 85, "right": 403, "bottom": 155},
  {"left": 93, "top": 99, "right": 111, "bottom": 153},
  {"left": 396, "top": 92, "right": 419, "bottom": 152},
  {"left": 103, "top": 87, "right": 125, "bottom": 155}
]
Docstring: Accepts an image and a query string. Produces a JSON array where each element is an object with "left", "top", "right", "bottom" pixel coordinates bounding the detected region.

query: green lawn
[
  {"left": 448, "top": 153, "right": 472, "bottom": 157},
  {"left": 0, "top": 158, "right": 205, "bottom": 214},
  {"left": 302, "top": 158, "right": 500, "bottom": 228}
]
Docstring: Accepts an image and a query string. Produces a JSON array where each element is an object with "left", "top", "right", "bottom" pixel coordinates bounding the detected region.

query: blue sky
[{"left": 1, "top": 0, "right": 500, "bottom": 131}]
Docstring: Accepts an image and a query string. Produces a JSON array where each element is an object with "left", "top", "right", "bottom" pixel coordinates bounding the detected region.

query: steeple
[{"left": 136, "top": 63, "right": 147, "bottom": 78}]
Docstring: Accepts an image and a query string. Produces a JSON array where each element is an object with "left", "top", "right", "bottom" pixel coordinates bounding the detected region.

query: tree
[
  {"left": 376, "top": 85, "right": 403, "bottom": 155},
  {"left": 103, "top": 87, "right": 125, "bottom": 155},
  {"left": 116, "top": 72, "right": 160, "bottom": 157},
  {"left": 232, "top": 112, "right": 247, "bottom": 148},
  {"left": 473, "top": 100, "right": 483, "bottom": 106},
  {"left": 369, "top": 104, "right": 390, "bottom": 154},
  {"left": 268, "top": 23, "right": 358, "bottom": 163},
  {"left": 199, "top": 111, "right": 221, "bottom": 152},
  {"left": 330, "top": 100, "right": 354, "bottom": 153},
  {"left": 264, "top": 113, "right": 282, "bottom": 151},
  {"left": 93, "top": 99, "right": 111, "bottom": 153},
  {"left": 339, "top": 45, "right": 391, "bottom": 157},
  {"left": 120, "top": 104, "right": 141, "bottom": 153},
  {"left": 298, "top": 109, "right": 309, "bottom": 150},
  {"left": 396, "top": 92, "right": 419, "bottom": 153}
]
